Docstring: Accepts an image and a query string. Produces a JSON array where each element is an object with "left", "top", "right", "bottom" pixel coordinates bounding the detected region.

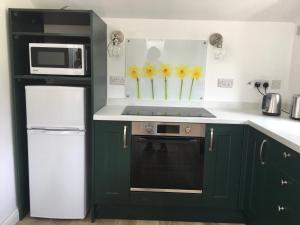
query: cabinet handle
[
  {"left": 123, "top": 125, "right": 127, "bottom": 149},
  {"left": 280, "top": 179, "right": 288, "bottom": 186},
  {"left": 209, "top": 128, "right": 214, "bottom": 152},
  {"left": 259, "top": 139, "right": 267, "bottom": 165},
  {"left": 283, "top": 152, "right": 291, "bottom": 159},
  {"left": 278, "top": 205, "right": 286, "bottom": 213}
]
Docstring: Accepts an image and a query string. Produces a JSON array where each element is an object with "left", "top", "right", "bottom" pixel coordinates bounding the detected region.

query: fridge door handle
[{"left": 27, "top": 129, "right": 85, "bottom": 135}]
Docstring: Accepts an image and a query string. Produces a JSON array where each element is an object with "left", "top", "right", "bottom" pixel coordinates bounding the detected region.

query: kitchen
[{"left": 1, "top": 1, "right": 300, "bottom": 225}]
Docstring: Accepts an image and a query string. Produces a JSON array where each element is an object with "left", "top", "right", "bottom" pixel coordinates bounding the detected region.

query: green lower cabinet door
[
  {"left": 94, "top": 121, "right": 131, "bottom": 205},
  {"left": 245, "top": 128, "right": 270, "bottom": 225},
  {"left": 203, "top": 124, "right": 244, "bottom": 209}
]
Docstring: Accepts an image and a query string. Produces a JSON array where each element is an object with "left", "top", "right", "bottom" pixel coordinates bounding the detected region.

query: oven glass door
[
  {"left": 31, "top": 47, "right": 82, "bottom": 69},
  {"left": 131, "top": 135, "right": 204, "bottom": 193}
]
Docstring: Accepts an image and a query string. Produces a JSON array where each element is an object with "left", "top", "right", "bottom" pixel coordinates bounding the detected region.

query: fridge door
[
  {"left": 25, "top": 86, "right": 85, "bottom": 130},
  {"left": 27, "top": 129, "right": 87, "bottom": 219}
]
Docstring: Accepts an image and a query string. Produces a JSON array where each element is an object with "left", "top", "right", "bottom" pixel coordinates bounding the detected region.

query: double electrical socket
[
  {"left": 250, "top": 80, "right": 281, "bottom": 90},
  {"left": 217, "top": 78, "right": 234, "bottom": 88},
  {"left": 110, "top": 75, "right": 125, "bottom": 85}
]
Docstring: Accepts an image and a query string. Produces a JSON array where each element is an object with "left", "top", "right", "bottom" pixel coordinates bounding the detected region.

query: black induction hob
[{"left": 122, "top": 106, "right": 216, "bottom": 118}]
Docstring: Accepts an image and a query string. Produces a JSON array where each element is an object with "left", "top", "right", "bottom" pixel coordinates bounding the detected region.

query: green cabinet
[
  {"left": 94, "top": 121, "right": 131, "bottom": 205},
  {"left": 203, "top": 124, "right": 245, "bottom": 209},
  {"left": 245, "top": 128, "right": 300, "bottom": 225},
  {"left": 93, "top": 122, "right": 246, "bottom": 221}
]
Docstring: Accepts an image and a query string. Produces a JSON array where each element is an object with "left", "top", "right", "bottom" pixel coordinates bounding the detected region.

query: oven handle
[{"left": 137, "top": 136, "right": 200, "bottom": 143}]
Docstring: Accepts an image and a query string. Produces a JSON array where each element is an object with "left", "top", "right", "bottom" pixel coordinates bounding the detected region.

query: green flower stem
[
  {"left": 164, "top": 77, "right": 168, "bottom": 100},
  {"left": 189, "top": 78, "right": 195, "bottom": 100},
  {"left": 136, "top": 78, "right": 140, "bottom": 99},
  {"left": 151, "top": 79, "right": 154, "bottom": 99},
  {"left": 179, "top": 79, "right": 183, "bottom": 100}
]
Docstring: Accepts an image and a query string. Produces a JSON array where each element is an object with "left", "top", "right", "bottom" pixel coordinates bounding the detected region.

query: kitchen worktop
[{"left": 93, "top": 101, "right": 300, "bottom": 154}]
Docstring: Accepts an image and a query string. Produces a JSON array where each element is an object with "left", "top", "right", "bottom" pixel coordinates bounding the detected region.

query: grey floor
[{"left": 17, "top": 216, "right": 244, "bottom": 225}]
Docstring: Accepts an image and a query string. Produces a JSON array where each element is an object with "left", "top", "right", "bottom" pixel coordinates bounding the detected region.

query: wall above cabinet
[{"left": 30, "top": 0, "right": 300, "bottom": 22}]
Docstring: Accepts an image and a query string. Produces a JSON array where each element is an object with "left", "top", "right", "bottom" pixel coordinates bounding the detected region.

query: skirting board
[{"left": 1, "top": 209, "right": 19, "bottom": 225}]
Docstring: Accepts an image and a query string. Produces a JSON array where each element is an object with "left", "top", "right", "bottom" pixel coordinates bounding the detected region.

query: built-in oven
[
  {"left": 29, "top": 43, "right": 89, "bottom": 76},
  {"left": 131, "top": 122, "right": 205, "bottom": 194}
]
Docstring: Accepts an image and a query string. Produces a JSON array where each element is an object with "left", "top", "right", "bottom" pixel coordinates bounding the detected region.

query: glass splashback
[{"left": 125, "top": 39, "right": 207, "bottom": 101}]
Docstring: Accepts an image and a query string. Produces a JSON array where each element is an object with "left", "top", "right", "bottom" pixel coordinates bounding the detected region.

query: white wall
[
  {"left": 0, "top": 0, "right": 33, "bottom": 225},
  {"left": 288, "top": 19, "right": 300, "bottom": 101},
  {"left": 105, "top": 18, "right": 296, "bottom": 103}
]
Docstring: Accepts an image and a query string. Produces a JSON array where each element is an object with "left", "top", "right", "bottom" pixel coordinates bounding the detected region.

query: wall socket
[
  {"left": 217, "top": 78, "right": 234, "bottom": 88},
  {"left": 110, "top": 76, "right": 125, "bottom": 85},
  {"left": 250, "top": 80, "right": 269, "bottom": 88}
]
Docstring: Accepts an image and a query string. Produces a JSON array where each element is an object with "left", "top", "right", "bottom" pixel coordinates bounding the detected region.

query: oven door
[
  {"left": 29, "top": 43, "right": 85, "bottom": 76},
  {"left": 131, "top": 135, "right": 204, "bottom": 194}
]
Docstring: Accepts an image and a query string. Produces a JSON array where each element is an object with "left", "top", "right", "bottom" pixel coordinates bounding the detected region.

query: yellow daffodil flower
[
  {"left": 160, "top": 64, "right": 172, "bottom": 78},
  {"left": 143, "top": 63, "right": 157, "bottom": 99},
  {"left": 176, "top": 65, "right": 189, "bottom": 100},
  {"left": 128, "top": 65, "right": 141, "bottom": 79},
  {"left": 128, "top": 65, "right": 141, "bottom": 99},
  {"left": 176, "top": 65, "right": 189, "bottom": 80},
  {"left": 189, "top": 66, "right": 203, "bottom": 100},
  {"left": 190, "top": 66, "right": 203, "bottom": 80},
  {"left": 143, "top": 63, "right": 156, "bottom": 79},
  {"left": 159, "top": 64, "right": 172, "bottom": 100}
]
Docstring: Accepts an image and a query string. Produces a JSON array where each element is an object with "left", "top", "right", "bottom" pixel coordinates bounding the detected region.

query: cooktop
[{"left": 122, "top": 106, "right": 216, "bottom": 118}]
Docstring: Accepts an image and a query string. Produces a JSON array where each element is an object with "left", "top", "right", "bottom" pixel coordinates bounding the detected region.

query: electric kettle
[
  {"left": 262, "top": 93, "right": 282, "bottom": 116},
  {"left": 290, "top": 95, "right": 300, "bottom": 120}
]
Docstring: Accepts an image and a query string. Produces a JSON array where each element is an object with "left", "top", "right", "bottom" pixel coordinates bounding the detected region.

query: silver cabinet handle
[
  {"left": 283, "top": 152, "right": 291, "bottom": 159},
  {"left": 123, "top": 125, "right": 127, "bottom": 149},
  {"left": 209, "top": 128, "right": 214, "bottom": 152},
  {"left": 280, "top": 179, "right": 288, "bottom": 186},
  {"left": 259, "top": 139, "right": 267, "bottom": 165},
  {"left": 278, "top": 205, "right": 285, "bottom": 213}
]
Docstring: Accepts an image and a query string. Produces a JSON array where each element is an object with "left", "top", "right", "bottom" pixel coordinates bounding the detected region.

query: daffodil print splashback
[{"left": 125, "top": 39, "right": 207, "bottom": 100}]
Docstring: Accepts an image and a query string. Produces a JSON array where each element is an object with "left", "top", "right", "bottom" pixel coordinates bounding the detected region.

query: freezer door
[
  {"left": 27, "top": 129, "right": 87, "bottom": 219},
  {"left": 25, "top": 86, "right": 85, "bottom": 130}
]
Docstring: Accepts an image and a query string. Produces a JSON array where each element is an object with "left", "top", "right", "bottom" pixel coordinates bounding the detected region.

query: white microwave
[{"left": 29, "top": 43, "right": 88, "bottom": 76}]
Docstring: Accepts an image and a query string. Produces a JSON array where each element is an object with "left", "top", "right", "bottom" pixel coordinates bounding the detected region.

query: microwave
[{"left": 29, "top": 43, "right": 89, "bottom": 76}]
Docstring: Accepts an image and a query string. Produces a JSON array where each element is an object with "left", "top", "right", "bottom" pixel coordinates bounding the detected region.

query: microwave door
[{"left": 29, "top": 43, "right": 85, "bottom": 76}]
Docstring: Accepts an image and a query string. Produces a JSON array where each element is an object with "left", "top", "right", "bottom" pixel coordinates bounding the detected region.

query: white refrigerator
[{"left": 25, "top": 86, "right": 87, "bottom": 219}]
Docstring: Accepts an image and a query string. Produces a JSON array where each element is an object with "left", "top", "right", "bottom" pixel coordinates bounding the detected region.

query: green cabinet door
[
  {"left": 245, "top": 128, "right": 271, "bottom": 225},
  {"left": 203, "top": 124, "right": 245, "bottom": 209},
  {"left": 94, "top": 121, "right": 131, "bottom": 205}
]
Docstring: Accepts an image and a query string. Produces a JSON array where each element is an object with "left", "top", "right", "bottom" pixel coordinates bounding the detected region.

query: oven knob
[
  {"left": 185, "top": 127, "right": 191, "bottom": 134},
  {"left": 145, "top": 126, "right": 154, "bottom": 134}
]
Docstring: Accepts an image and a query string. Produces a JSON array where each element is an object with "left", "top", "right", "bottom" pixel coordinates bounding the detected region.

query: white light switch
[
  {"left": 217, "top": 79, "right": 234, "bottom": 88},
  {"left": 110, "top": 76, "right": 125, "bottom": 85}
]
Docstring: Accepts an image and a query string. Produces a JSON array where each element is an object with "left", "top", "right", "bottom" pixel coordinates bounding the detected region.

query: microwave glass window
[
  {"left": 31, "top": 47, "right": 82, "bottom": 69},
  {"left": 37, "top": 51, "right": 65, "bottom": 66}
]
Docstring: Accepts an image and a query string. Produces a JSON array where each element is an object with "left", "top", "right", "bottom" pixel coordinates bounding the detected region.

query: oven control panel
[{"left": 132, "top": 122, "right": 206, "bottom": 137}]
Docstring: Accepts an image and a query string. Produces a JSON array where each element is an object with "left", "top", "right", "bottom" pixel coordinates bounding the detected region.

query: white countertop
[{"left": 94, "top": 104, "right": 300, "bottom": 154}]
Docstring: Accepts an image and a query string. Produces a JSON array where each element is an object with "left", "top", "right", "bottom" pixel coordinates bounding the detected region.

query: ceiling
[{"left": 30, "top": 0, "right": 300, "bottom": 22}]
